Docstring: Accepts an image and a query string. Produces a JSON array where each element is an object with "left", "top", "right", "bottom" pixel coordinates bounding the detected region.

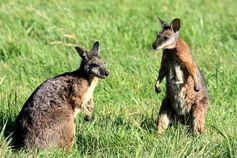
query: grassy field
[{"left": 0, "top": 0, "right": 236, "bottom": 157}]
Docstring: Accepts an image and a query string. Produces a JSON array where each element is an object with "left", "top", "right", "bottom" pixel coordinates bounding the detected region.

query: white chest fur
[
  {"left": 174, "top": 64, "right": 184, "bottom": 84},
  {"left": 74, "top": 77, "right": 99, "bottom": 117},
  {"left": 74, "top": 108, "right": 81, "bottom": 117},
  {"left": 168, "top": 62, "right": 189, "bottom": 115},
  {"left": 82, "top": 77, "right": 99, "bottom": 106},
  {"left": 169, "top": 62, "right": 185, "bottom": 84}
]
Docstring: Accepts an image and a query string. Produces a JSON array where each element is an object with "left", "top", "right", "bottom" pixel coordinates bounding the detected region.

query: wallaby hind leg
[
  {"left": 20, "top": 109, "right": 75, "bottom": 150},
  {"left": 58, "top": 120, "right": 75, "bottom": 152},
  {"left": 31, "top": 109, "right": 75, "bottom": 150},
  {"left": 190, "top": 102, "right": 206, "bottom": 135},
  {"left": 156, "top": 97, "right": 173, "bottom": 134},
  {"left": 49, "top": 109, "right": 75, "bottom": 151}
]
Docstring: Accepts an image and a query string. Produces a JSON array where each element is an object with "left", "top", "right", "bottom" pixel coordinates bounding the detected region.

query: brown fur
[
  {"left": 175, "top": 38, "right": 200, "bottom": 91},
  {"left": 152, "top": 18, "right": 209, "bottom": 135}
]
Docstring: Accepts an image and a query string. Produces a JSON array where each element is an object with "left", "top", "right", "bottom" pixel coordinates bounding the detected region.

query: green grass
[{"left": 0, "top": 0, "right": 236, "bottom": 157}]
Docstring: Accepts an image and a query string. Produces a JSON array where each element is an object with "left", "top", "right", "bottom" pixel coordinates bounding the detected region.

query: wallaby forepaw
[
  {"left": 155, "top": 86, "right": 161, "bottom": 93},
  {"left": 84, "top": 115, "right": 92, "bottom": 121},
  {"left": 194, "top": 84, "right": 200, "bottom": 92}
]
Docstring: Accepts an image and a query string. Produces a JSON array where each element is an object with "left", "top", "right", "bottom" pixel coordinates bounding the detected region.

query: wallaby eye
[{"left": 164, "top": 36, "right": 169, "bottom": 40}]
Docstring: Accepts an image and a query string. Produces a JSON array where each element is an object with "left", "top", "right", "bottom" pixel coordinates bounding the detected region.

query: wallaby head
[
  {"left": 152, "top": 17, "right": 181, "bottom": 50},
  {"left": 75, "top": 41, "right": 109, "bottom": 79}
]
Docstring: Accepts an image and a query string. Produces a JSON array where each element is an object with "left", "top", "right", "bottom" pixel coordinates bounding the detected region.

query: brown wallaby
[
  {"left": 152, "top": 17, "right": 209, "bottom": 135},
  {"left": 13, "top": 41, "right": 109, "bottom": 151}
]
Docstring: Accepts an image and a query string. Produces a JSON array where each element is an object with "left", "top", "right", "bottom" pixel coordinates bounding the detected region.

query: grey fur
[{"left": 13, "top": 41, "right": 109, "bottom": 151}]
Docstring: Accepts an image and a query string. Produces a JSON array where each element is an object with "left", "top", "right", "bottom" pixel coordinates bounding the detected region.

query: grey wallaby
[{"left": 13, "top": 41, "right": 109, "bottom": 151}]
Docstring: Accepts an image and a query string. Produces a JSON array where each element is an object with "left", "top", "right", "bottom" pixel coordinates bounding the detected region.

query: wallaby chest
[
  {"left": 81, "top": 77, "right": 99, "bottom": 106},
  {"left": 166, "top": 55, "right": 190, "bottom": 115},
  {"left": 73, "top": 77, "right": 99, "bottom": 116},
  {"left": 167, "top": 59, "right": 185, "bottom": 84}
]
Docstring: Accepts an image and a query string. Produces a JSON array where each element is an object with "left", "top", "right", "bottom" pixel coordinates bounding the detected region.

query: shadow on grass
[
  {"left": 75, "top": 114, "right": 157, "bottom": 155},
  {"left": 75, "top": 133, "right": 98, "bottom": 155},
  {"left": 140, "top": 116, "right": 157, "bottom": 133},
  {"left": 96, "top": 114, "right": 157, "bottom": 133},
  {"left": 0, "top": 114, "right": 15, "bottom": 139},
  {"left": 0, "top": 114, "right": 16, "bottom": 150}
]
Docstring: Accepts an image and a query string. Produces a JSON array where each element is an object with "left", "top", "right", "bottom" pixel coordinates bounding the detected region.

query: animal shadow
[
  {"left": 140, "top": 115, "right": 157, "bottom": 133},
  {"left": 0, "top": 113, "right": 15, "bottom": 140}
]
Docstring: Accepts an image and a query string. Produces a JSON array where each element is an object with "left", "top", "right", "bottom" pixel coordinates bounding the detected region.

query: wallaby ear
[
  {"left": 75, "top": 46, "right": 88, "bottom": 60},
  {"left": 170, "top": 18, "right": 181, "bottom": 33},
  {"left": 158, "top": 17, "right": 169, "bottom": 29},
  {"left": 91, "top": 41, "right": 100, "bottom": 55}
]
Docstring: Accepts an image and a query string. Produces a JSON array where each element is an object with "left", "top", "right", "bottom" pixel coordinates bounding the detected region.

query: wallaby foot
[
  {"left": 156, "top": 98, "right": 172, "bottom": 134},
  {"left": 190, "top": 104, "right": 205, "bottom": 135},
  {"left": 84, "top": 115, "right": 92, "bottom": 121},
  {"left": 157, "top": 113, "right": 171, "bottom": 134}
]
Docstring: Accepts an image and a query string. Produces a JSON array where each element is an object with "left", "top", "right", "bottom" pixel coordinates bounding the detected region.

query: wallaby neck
[
  {"left": 175, "top": 37, "right": 190, "bottom": 53},
  {"left": 76, "top": 63, "right": 98, "bottom": 85},
  {"left": 164, "top": 38, "right": 189, "bottom": 53}
]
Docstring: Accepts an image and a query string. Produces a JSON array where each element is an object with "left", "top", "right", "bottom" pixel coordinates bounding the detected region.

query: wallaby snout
[
  {"left": 152, "top": 42, "right": 158, "bottom": 50},
  {"left": 97, "top": 65, "right": 109, "bottom": 79},
  {"left": 103, "top": 70, "right": 109, "bottom": 77}
]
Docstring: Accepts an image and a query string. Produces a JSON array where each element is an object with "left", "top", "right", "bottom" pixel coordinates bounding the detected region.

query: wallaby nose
[
  {"left": 105, "top": 71, "right": 109, "bottom": 77},
  {"left": 152, "top": 43, "right": 157, "bottom": 49}
]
